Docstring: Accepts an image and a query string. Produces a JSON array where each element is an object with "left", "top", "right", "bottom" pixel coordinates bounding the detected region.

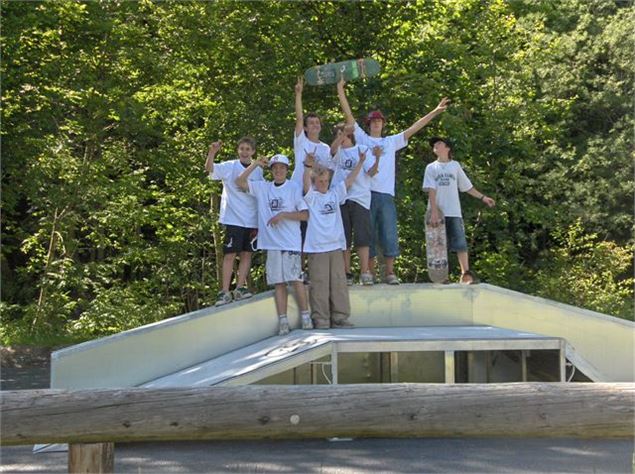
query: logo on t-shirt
[
  {"left": 269, "top": 197, "right": 284, "bottom": 211},
  {"left": 436, "top": 173, "right": 456, "bottom": 187},
  {"left": 320, "top": 201, "right": 337, "bottom": 215},
  {"left": 343, "top": 158, "right": 355, "bottom": 170}
]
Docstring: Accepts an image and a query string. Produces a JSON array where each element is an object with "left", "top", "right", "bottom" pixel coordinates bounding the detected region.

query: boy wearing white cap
[{"left": 236, "top": 154, "right": 312, "bottom": 335}]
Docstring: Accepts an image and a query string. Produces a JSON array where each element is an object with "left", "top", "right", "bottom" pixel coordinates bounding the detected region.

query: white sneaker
[
  {"left": 278, "top": 316, "right": 290, "bottom": 336},
  {"left": 301, "top": 313, "right": 313, "bottom": 330},
  {"left": 233, "top": 286, "right": 253, "bottom": 301},
  {"left": 360, "top": 272, "right": 374, "bottom": 286},
  {"left": 384, "top": 274, "right": 400, "bottom": 285},
  {"left": 215, "top": 291, "right": 232, "bottom": 307}
]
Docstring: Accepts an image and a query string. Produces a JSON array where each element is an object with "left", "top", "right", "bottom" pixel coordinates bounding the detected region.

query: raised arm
[
  {"left": 337, "top": 78, "right": 355, "bottom": 126},
  {"left": 403, "top": 98, "right": 450, "bottom": 141},
  {"left": 344, "top": 149, "right": 367, "bottom": 189},
  {"left": 302, "top": 150, "right": 316, "bottom": 194},
  {"left": 329, "top": 124, "right": 353, "bottom": 156},
  {"left": 465, "top": 187, "right": 496, "bottom": 208},
  {"left": 294, "top": 77, "right": 304, "bottom": 137},
  {"left": 235, "top": 156, "right": 267, "bottom": 192},
  {"left": 204, "top": 141, "right": 222, "bottom": 174}
]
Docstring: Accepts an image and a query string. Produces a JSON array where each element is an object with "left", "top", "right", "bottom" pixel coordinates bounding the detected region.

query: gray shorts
[
  {"left": 266, "top": 250, "right": 302, "bottom": 285},
  {"left": 445, "top": 217, "right": 468, "bottom": 252}
]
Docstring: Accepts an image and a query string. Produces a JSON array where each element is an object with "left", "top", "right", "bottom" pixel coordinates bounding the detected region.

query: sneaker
[
  {"left": 278, "top": 316, "right": 290, "bottom": 336},
  {"left": 384, "top": 274, "right": 400, "bottom": 285},
  {"left": 460, "top": 270, "right": 478, "bottom": 285},
  {"left": 360, "top": 272, "right": 374, "bottom": 286},
  {"left": 346, "top": 273, "right": 354, "bottom": 286},
  {"left": 215, "top": 291, "right": 232, "bottom": 307},
  {"left": 233, "top": 286, "right": 253, "bottom": 301},
  {"left": 301, "top": 313, "right": 314, "bottom": 330},
  {"left": 332, "top": 320, "right": 354, "bottom": 328}
]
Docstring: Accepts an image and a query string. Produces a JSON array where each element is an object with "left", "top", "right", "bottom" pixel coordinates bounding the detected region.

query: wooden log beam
[{"left": 2, "top": 383, "right": 633, "bottom": 445}]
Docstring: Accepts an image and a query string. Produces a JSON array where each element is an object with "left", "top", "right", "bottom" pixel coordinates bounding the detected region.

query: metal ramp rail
[{"left": 142, "top": 326, "right": 565, "bottom": 387}]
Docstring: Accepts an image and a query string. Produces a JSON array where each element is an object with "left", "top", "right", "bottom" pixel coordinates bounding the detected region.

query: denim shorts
[
  {"left": 445, "top": 217, "right": 468, "bottom": 252},
  {"left": 369, "top": 192, "right": 399, "bottom": 258}
]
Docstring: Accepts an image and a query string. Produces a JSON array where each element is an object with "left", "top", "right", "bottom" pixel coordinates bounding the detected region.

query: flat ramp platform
[{"left": 143, "top": 325, "right": 563, "bottom": 387}]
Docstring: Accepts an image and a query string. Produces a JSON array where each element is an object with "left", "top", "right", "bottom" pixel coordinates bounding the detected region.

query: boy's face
[
  {"left": 432, "top": 141, "right": 450, "bottom": 159},
  {"left": 237, "top": 143, "right": 255, "bottom": 161},
  {"left": 313, "top": 172, "right": 330, "bottom": 193},
  {"left": 337, "top": 129, "right": 353, "bottom": 147},
  {"left": 369, "top": 118, "right": 384, "bottom": 135},
  {"left": 270, "top": 163, "right": 288, "bottom": 183},
  {"left": 304, "top": 116, "right": 321, "bottom": 137}
]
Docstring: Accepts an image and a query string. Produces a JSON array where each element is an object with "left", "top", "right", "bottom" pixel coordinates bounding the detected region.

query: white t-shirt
[
  {"left": 290, "top": 132, "right": 335, "bottom": 186},
  {"left": 303, "top": 181, "right": 348, "bottom": 253},
  {"left": 353, "top": 123, "right": 408, "bottom": 196},
  {"left": 331, "top": 145, "right": 375, "bottom": 209},
  {"left": 210, "top": 159, "right": 263, "bottom": 228},
  {"left": 248, "top": 179, "right": 307, "bottom": 251},
  {"left": 422, "top": 160, "right": 473, "bottom": 217}
]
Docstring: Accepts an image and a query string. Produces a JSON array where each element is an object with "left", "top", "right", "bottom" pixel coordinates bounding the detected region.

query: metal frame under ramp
[{"left": 142, "top": 325, "right": 565, "bottom": 388}]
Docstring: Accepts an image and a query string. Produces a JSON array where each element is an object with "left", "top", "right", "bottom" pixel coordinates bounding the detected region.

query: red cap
[{"left": 366, "top": 110, "right": 386, "bottom": 123}]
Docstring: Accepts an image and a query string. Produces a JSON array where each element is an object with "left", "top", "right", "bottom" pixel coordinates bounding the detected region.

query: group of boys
[{"left": 205, "top": 78, "right": 495, "bottom": 336}]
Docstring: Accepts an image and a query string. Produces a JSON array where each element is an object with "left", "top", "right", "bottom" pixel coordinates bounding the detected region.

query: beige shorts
[{"left": 266, "top": 250, "right": 302, "bottom": 285}]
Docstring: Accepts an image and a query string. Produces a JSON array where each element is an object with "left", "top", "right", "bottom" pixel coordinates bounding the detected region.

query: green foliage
[
  {"left": 533, "top": 221, "right": 634, "bottom": 320},
  {"left": 1, "top": 0, "right": 632, "bottom": 346}
]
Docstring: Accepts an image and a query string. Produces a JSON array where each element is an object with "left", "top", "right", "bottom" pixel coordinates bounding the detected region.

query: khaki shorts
[{"left": 266, "top": 250, "right": 302, "bottom": 285}]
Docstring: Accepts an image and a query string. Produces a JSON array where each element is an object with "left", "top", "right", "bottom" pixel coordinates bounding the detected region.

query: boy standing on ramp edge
[
  {"left": 423, "top": 137, "right": 496, "bottom": 284},
  {"left": 205, "top": 138, "right": 262, "bottom": 306},
  {"left": 338, "top": 79, "right": 449, "bottom": 285},
  {"left": 236, "top": 154, "right": 313, "bottom": 335}
]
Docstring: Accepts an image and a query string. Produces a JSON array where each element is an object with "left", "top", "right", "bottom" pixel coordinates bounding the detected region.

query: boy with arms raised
[
  {"left": 302, "top": 150, "right": 367, "bottom": 328},
  {"left": 236, "top": 154, "right": 312, "bottom": 335},
  {"left": 205, "top": 138, "right": 262, "bottom": 306},
  {"left": 330, "top": 122, "right": 379, "bottom": 285},
  {"left": 291, "top": 77, "right": 335, "bottom": 187},
  {"left": 424, "top": 137, "right": 496, "bottom": 284},
  {"left": 338, "top": 80, "right": 449, "bottom": 284}
]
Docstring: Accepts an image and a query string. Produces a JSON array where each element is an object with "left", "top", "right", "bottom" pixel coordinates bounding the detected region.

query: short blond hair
[{"left": 310, "top": 164, "right": 330, "bottom": 184}]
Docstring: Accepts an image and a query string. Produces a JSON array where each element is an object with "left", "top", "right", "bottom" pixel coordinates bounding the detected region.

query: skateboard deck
[
  {"left": 425, "top": 208, "right": 449, "bottom": 283},
  {"left": 304, "top": 58, "right": 380, "bottom": 86}
]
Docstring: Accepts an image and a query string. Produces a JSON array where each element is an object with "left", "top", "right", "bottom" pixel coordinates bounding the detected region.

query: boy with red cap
[{"left": 337, "top": 79, "right": 449, "bottom": 284}]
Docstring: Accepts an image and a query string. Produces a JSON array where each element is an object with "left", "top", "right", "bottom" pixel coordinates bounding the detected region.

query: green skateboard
[{"left": 304, "top": 58, "right": 380, "bottom": 86}]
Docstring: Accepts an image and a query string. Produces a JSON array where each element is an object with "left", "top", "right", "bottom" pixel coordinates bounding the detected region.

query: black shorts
[
  {"left": 340, "top": 200, "right": 372, "bottom": 248},
  {"left": 223, "top": 225, "right": 257, "bottom": 254}
]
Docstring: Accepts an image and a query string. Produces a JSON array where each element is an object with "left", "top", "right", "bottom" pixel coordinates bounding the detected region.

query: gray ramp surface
[{"left": 144, "top": 325, "right": 561, "bottom": 387}]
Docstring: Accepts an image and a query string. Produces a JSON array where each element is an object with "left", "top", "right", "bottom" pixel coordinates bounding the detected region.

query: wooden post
[
  {"left": 1, "top": 384, "right": 633, "bottom": 444},
  {"left": 444, "top": 351, "right": 455, "bottom": 383},
  {"left": 68, "top": 443, "right": 114, "bottom": 473}
]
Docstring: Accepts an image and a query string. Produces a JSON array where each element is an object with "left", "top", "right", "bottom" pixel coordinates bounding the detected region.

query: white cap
[{"left": 269, "top": 154, "right": 290, "bottom": 167}]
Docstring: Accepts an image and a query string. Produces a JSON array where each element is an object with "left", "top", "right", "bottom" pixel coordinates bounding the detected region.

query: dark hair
[
  {"left": 237, "top": 136, "right": 256, "bottom": 150},
  {"left": 303, "top": 113, "right": 322, "bottom": 128},
  {"left": 333, "top": 122, "right": 356, "bottom": 145}
]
